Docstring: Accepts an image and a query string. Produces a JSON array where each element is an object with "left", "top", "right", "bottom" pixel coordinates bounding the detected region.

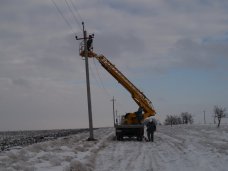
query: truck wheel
[
  {"left": 116, "top": 132, "right": 123, "bottom": 141},
  {"left": 137, "top": 136, "right": 143, "bottom": 141}
]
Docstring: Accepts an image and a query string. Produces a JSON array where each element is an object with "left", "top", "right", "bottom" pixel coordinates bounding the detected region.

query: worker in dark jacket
[
  {"left": 87, "top": 35, "right": 93, "bottom": 51},
  {"left": 146, "top": 120, "right": 156, "bottom": 142}
]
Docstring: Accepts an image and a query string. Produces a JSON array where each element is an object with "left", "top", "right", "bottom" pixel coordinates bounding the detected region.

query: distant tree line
[
  {"left": 164, "top": 112, "right": 193, "bottom": 126},
  {"left": 164, "top": 105, "right": 227, "bottom": 128}
]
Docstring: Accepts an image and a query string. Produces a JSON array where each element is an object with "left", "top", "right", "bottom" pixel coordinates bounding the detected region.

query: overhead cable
[
  {"left": 89, "top": 59, "right": 103, "bottom": 90},
  {"left": 64, "top": 0, "right": 82, "bottom": 31},
  {"left": 92, "top": 59, "right": 130, "bottom": 113},
  {"left": 93, "top": 58, "right": 112, "bottom": 98},
  {"left": 51, "top": 0, "right": 74, "bottom": 33},
  {"left": 69, "top": 0, "right": 84, "bottom": 22}
]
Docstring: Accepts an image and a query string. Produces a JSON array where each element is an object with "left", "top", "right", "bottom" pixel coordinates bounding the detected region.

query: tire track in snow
[
  {"left": 93, "top": 126, "right": 228, "bottom": 171},
  {"left": 94, "top": 137, "right": 166, "bottom": 171}
]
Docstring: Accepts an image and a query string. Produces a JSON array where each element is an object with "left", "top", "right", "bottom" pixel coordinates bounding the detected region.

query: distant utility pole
[
  {"left": 115, "top": 110, "right": 118, "bottom": 124},
  {"left": 76, "top": 22, "right": 95, "bottom": 141},
  {"left": 111, "top": 96, "right": 116, "bottom": 126},
  {"left": 203, "top": 110, "right": 206, "bottom": 124}
]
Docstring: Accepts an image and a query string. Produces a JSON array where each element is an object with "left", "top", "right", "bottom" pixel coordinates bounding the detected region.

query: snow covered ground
[
  {"left": 0, "top": 125, "right": 227, "bottom": 171},
  {"left": 0, "top": 129, "right": 88, "bottom": 151}
]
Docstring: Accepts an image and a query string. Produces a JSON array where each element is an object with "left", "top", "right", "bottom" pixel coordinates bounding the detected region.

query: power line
[
  {"left": 92, "top": 58, "right": 127, "bottom": 113},
  {"left": 64, "top": 0, "right": 82, "bottom": 31},
  {"left": 69, "top": 0, "right": 84, "bottom": 22},
  {"left": 51, "top": 0, "right": 74, "bottom": 33},
  {"left": 93, "top": 58, "right": 112, "bottom": 98},
  {"left": 88, "top": 59, "right": 103, "bottom": 90}
]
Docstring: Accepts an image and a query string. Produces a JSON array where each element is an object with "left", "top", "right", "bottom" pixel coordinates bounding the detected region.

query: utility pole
[
  {"left": 203, "top": 110, "right": 206, "bottom": 124},
  {"left": 111, "top": 96, "right": 116, "bottom": 126},
  {"left": 76, "top": 22, "right": 95, "bottom": 141},
  {"left": 115, "top": 110, "right": 118, "bottom": 125}
]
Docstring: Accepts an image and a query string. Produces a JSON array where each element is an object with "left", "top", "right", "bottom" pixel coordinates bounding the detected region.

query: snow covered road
[
  {"left": 0, "top": 125, "right": 227, "bottom": 171},
  {"left": 94, "top": 125, "right": 228, "bottom": 171}
]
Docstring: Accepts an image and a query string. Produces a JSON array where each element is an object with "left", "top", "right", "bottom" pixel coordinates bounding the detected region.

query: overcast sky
[{"left": 0, "top": 0, "right": 228, "bottom": 131}]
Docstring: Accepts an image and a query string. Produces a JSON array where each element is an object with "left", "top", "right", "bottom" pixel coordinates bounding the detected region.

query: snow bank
[{"left": 0, "top": 128, "right": 114, "bottom": 171}]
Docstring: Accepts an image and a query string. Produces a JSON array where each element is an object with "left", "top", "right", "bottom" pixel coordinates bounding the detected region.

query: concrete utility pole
[
  {"left": 111, "top": 96, "right": 116, "bottom": 126},
  {"left": 76, "top": 22, "right": 95, "bottom": 141},
  {"left": 115, "top": 110, "right": 118, "bottom": 124},
  {"left": 203, "top": 110, "right": 206, "bottom": 124}
]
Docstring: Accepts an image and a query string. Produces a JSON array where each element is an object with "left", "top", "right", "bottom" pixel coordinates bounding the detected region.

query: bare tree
[
  {"left": 164, "top": 115, "right": 182, "bottom": 126},
  {"left": 164, "top": 112, "right": 194, "bottom": 126},
  {"left": 173, "top": 115, "right": 182, "bottom": 125},
  {"left": 164, "top": 115, "right": 173, "bottom": 126},
  {"left": 214, "top": 106, "right": 226, "bottom": 128},
  {"left": 181, "top": 112, "right": 194, "bottom": 124}
]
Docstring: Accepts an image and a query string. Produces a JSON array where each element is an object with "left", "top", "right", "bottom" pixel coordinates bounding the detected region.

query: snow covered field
[
  {"left": 0, "top": 129, "right": 88, "bottom": 152},
  {"left": 0, "top": 125, "right": 227, "bottom": 171}
]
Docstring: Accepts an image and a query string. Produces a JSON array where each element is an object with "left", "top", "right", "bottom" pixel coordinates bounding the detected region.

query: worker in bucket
[
  {"left": 87, "top": 35, "right": 93, "bottom": 51},
  {"left": 146, "top": 119, "right": 156, "bottom": 142}
]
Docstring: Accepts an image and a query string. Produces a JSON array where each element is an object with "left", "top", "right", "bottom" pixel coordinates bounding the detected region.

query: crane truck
[{"left": 80, "top": 45, "right": 156, "bottom": 141}]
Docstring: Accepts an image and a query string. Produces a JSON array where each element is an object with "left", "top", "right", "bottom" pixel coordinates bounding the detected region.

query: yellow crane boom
[{"left": 80, "top": 51, "right": 156, "bottom": 125}]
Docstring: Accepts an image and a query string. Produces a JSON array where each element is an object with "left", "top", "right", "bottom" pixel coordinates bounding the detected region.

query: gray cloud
[
  {"left": 11, "top": 78, "right": 31, "bottom": 88},
  {"left": 0, "top": 0, "right": 228, "bottom": 130},
  {"left": 168, "top": 37, "right": 228, "bottom": 69},
  {"left": 94, "top": 32, "right": 145, "bottom": 58}
]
